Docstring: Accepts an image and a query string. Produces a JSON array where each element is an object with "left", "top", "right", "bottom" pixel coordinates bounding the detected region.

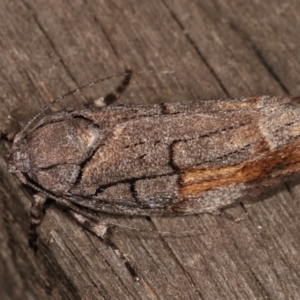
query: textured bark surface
[{"left": 1, "top": 0, "right": 300, "bottom": 299}]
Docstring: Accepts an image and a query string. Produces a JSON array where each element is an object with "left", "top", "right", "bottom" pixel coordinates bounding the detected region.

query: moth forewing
[
  {"left": 9, "top": 95, "right": 300, "bottom": 214},
  {"left": 7, "top": 70, "right": 300, "bottom": 279}
]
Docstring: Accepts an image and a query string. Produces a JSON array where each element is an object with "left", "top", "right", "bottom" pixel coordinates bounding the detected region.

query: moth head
[
  {"left": 7, "top": 132, "right": 31, "bottom": 174},
  {"left": 7, "top": 115, "right": 108, "bottom": 194}
]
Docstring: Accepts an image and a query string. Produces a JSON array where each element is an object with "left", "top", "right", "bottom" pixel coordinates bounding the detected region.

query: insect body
[
  {"left": 7, "top": 71, "right": 300, "bottom": 279},
  {"left": 9, "top": 94, "right": 300, "bottom": 214}
]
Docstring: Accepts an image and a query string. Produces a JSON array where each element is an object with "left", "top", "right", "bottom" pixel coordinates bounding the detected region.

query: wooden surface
[{"left": 1, "top": 0, "right": 300, "bottom": 299}]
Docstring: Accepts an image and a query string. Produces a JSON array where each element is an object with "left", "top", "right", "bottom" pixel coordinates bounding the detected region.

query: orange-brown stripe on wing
[{"left": 179, "top": 139, "right": 300, "bottom": 199}]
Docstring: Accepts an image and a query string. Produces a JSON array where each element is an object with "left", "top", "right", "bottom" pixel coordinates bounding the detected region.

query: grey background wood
[{"left": 1, "top": 0, "right": 300, "bottom": 299}]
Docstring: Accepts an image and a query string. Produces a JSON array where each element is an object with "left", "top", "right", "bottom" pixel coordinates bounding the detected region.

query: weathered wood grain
[{"left": 1, "top": 0, "right": 300, "bottom": 299}]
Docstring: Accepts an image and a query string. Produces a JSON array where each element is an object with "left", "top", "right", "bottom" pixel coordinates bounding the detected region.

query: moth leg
[
  {"left": 69, "top": 210, "right": 139, "bottom": 281},
  {"left": 208, "top": 208, "right": 245, "bottom": 223},
  {"left": 29, "top": 193, "right": 47, "bottom": 252},
  {"left": 94, "top": 68, "right": 132, "bottom": 107}
]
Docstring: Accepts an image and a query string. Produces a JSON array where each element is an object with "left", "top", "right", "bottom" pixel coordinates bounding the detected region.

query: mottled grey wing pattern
[{"left": 15, "top": 96, "right": 300, "bottom": 215}]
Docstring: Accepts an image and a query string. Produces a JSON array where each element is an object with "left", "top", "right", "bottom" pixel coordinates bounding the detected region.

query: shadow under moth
[{"left": 7, "top": 69, "right": 300, "bottom": 280}]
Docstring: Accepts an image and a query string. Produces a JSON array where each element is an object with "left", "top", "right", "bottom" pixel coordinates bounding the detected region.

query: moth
[{"left": 7, "top": 69, "right": 300, "bottom": 279}]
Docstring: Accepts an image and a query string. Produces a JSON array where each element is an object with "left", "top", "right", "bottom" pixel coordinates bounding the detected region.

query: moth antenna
[{"left": 20, "top": 69, "right": 175, "bottom": 135}]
